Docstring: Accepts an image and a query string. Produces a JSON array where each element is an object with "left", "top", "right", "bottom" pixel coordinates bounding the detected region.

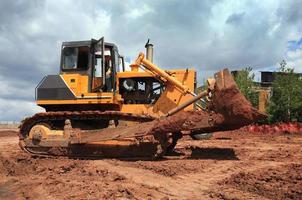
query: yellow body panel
[
  {"left": 60, "top": 74, "right": 89, "bottom": 95},
  {"left": 118, "top": 69, "right": 196, "bottom": 117},
  {"left": 151, "top": 69, "right": 196, "bottom": 116},
  {"left": 37, "top": 74, "right": 122, "bottom": 106},
  {"left": 38, "top": 63, "right": 196, "bottom": 117}
]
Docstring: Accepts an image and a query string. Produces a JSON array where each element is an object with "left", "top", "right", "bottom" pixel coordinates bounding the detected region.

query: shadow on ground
[{"left": 189, "top": 147, "right": 238, "bottom": 160}]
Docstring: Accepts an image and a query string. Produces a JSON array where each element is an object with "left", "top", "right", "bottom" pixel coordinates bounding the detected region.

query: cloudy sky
[{"left": 0, "top": 0, "right": 301, "bottom": 121}]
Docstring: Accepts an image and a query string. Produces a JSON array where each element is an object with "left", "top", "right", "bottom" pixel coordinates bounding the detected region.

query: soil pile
[
  {"left": 222, "top": 164, "right": 302, "bottom": 200},
  {"left": 242, "top": 123, "right": 302, "bottom": 134},
  {"left": 151, "top": 69, "right": 267, "bottom": 134},
  {"left": 150, "top": 76, "right": 267, "bottom": 135}
]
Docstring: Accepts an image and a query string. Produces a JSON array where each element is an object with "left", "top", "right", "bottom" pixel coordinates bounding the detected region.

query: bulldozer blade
[
  {"left": 210, "top": 68, "right": 267, "bottom": 127},
  {"left": 69, "top": 139, "right": 160, "bottom": 158},
  {"left": 68, "top": 122, "right": 167, "bottom": 158}
]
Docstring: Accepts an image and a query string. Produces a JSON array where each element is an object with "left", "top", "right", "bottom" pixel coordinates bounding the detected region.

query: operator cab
[{"left": 60, "top": 37, "right": 125, "bottom": 92}]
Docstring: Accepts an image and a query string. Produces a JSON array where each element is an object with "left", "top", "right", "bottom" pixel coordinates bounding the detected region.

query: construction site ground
[{"left": 0, "top": 129, "right": 301, "bottom": 200}]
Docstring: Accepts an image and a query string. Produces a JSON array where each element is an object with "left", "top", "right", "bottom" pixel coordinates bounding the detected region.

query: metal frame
[
  {"left": 58, "top": 38, "right": 120, "bottom": 93},
  {"left": 60, "top": 41, "right": 92, "bottom": 74}
]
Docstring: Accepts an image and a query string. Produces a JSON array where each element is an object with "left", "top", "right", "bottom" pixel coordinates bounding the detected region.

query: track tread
[
  {"left": 19, "top": 110, "right": 155, "bottom": 139},
  {"left": 18, "top": 111, "right": 157, "bottom": 158}
]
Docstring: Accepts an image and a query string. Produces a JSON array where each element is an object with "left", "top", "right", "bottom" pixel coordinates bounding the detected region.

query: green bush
[
  {"left": 234, "top": 67, "right": 259, "bottom": 107},
  {"left": 267, "top": 60, "right": 302, "bottom": 123}
]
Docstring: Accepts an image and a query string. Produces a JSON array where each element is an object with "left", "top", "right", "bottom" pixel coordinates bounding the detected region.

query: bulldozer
[{"left": 19, "top": 37, "right": 266, "bottom": 158}]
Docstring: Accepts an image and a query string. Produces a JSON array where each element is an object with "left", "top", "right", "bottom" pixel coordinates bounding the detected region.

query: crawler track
[
  {"left": 19, "top": 110, "right": 155, "bottom": 139},
  {"left": 18, "top": 111, "right": 157, "bottom": 157}
]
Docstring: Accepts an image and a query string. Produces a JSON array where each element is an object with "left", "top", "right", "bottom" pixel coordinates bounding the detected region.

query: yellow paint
[
  {"left": 38, "top": 73, "right": 122, "bottom": 106},
  {"left": 38, "top": 53, "right": 197, "bottom": 117},
  {"left": 61, "top": 74, "right": 89, "bottom": 95},
  {"left": 137, "top": 53, "right": 192, "bottom": 94},
  {"left": 29, "top": 124, "right": 64, "bottom": 139},
  {"left": 119, "top": 69, "right": 196, "bottom": 117},
  {"left": 87, "top": 140, "right": 138, "bottom": 146}
]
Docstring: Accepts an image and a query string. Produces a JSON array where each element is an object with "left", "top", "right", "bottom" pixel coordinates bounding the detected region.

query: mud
[
  {"left": 149, "top": 85, "right": 266, "bottom": 136},
  {"left": 1, "top": 129, "right": 301, "bottom": 199},
  {"left": 0, "top": 130, "right": 18, "bottom": 137},
  {"left": 150, "top": 110, "right": 224, "bottom": 134},
  {"left": 150, "top": 69, "right": 267, "bottom": 135},
  {"left": 210, "top": 69, "right": 267, "bottom": 127}
]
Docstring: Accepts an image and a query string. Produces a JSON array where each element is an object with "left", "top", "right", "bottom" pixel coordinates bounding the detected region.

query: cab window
[{"left": 62, "top": 46, "right": 89, "bottom": 70}]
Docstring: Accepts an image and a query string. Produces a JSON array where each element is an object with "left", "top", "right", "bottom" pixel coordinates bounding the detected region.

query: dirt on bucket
[{"left": 150, "top": 69, "right": 267, "bottom": 134}]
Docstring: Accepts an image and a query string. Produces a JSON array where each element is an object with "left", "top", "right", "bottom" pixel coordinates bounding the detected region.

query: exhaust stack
[{"left": 145, "top": 39, "right": 153, "bottom": 62}]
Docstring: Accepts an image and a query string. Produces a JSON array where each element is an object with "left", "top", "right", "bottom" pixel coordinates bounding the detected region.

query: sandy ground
[{"left": 0, "top": 130, "right": 301, "bottom": 200}]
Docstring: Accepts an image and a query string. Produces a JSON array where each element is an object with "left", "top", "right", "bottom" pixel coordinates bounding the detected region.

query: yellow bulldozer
[{"left": 19, "top": 37, "right": 266, "bottom": 158}]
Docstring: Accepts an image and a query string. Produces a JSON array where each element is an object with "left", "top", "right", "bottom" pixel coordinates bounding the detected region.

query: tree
[
  {"left": 234, "top": 67, "right": 259, "bottom": 107},
  {"left": 267, "top": 60, "right": 302, "bottom": 123}
]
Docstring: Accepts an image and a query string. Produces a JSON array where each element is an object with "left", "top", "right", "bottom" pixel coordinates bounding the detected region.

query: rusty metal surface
[{"left": 19, "top": 110, "right": 155, "bottom": 139}]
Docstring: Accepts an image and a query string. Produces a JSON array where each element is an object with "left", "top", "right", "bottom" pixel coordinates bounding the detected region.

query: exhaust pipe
[{"left": 145, "top": 39, "right": 153, "bottom": 62}]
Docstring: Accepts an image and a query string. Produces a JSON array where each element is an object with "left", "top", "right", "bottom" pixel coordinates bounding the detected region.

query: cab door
[{"left": 91, "top": 37, "right": 105, "bottom": 92}]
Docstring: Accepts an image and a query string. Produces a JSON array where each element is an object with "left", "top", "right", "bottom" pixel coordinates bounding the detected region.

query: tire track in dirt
[
  {"left": 95, "top": 160, "right": 211, "bottom": 198},
  {"left": 97, "top": 159, "right": 290, "bottom": 199}
]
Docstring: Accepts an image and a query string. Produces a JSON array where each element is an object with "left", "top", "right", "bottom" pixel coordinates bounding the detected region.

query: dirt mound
[
  {"left": 242, "top": 123, "right": 302, "bottom": 134},
  {"left": 221, "top": 164, "right": 302, "bottom": 200}
]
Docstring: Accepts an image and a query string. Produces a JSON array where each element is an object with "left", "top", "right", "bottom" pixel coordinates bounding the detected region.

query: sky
[{"left": 0, "top": 0, "right": 301, "bottom": 121}]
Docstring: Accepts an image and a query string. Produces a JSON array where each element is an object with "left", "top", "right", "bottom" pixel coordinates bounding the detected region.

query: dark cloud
[
  {"left": 226, "top": 12, "right": 245, "bottom": 25},
  {"left": 277, "top": 0, "right": 302, "bottom": 25},
  {"left": 99, "top": 0, "right": 300, "bottom": 79}
]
